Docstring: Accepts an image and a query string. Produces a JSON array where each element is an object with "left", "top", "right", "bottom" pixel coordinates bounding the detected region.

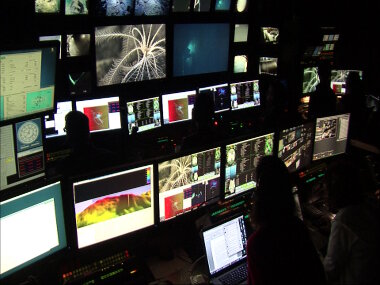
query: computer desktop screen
[
  {"left": 0, "top": 181, "right": 66, "bottom": 279},
  {"left": 303, "top": 67, "right": 319, "bottom": 94},
  {"left": 225, "top": 133, "right": 274, "bottom": 199},
  {"left": 126, "top": 97, "right": 161, "bottom": 134},
  {"left": 330, "top": 70, "right": 363, "bottom": 95},
  {"left": 162, "top": 90, "right": 196, "bottom": 124},
  {"left": 44, "top": 101, "right": 72, "bottom": 138},
  {"left": 95, "top": 24, "right": 166, "bottom": 86},
  {"left": 278, "top": 122, "right": 315, "bottom": 173},
  {"left": 230, "top": 80, "right": 260, "bottom": 110},
  {"left": 0, "top": 44, "right": 58, "bottom": 123},
  {"left": 173, "top": 23, "right": 229, "bottom": 77},
  {"left": 199, "top": 83, "right": 230, "bottom": 113},
  {"left": 134, "top": 0, "right": 170, "bottom": 15},
  {"left": 72, "top": 164, "right": 154, "bottom": 249},
  {"left": 313, "top": 113, "right": 350, "bottom": 161},
  {"left": 1, "top": 118, "right": 45, "bottom": 191},
  {"left": 158, "top": 147, "right": 221, "bottom": 222},
  {"left": 75, "top": 97, "right": 121, "bottom": 133},
  {"left": 259, "top": 57, "right": 278, "bottom": 76}
]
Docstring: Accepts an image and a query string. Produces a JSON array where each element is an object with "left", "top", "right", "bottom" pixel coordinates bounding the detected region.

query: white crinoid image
[{"left": 95, "top": 24, "right": 166, "bottom": 86}]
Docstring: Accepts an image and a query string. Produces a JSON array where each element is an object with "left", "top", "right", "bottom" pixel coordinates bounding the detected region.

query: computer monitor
[
  {"left": 261, "top": 27, "right": 279, "bottom": 45},
  {"left": 126, "top": 97, "right": 161, "bottom": 134},
  {"left": 230, "top": 80, "right": 260, "bottom": 110},
  {"left": 302, "top": 66, "right": 319, "bottom": 94},
  {"left": 225, "top": 133, "right": 274, "bottom": 199},
  {"left": 158, "top": 147, "right": 221, "bottom": 222},
  {"left": 234, "top": 24, "right": 249, "bottom": 43},
  {"left": 313, "top": 113, "right": 350, "bottom": 161},
  {"left": 330, "top": 70, "right": 363, "bottom": 95},
  {"left": 278, "top": 122, "right": 315, "bottom": 173},
  {"left": 234, "top": 55, "right": 248, "bottom": 73},
  {"left": 172, "top": 0, "right": 191, "bottom": 12},
  {"left": 35, "top": 0, "right": 60, "bottom": 13},
  {"left": 215, "top": 0, "right": 231, "bottom": 11},
  {"left": 1, "top": 118, "right": 45, "bottom": 191},
  {"left": 0, "top": 43, "right": 58, "bottom": 123},
  {"left": 173, "top": 23, "right": 230, "bottom": 77},
  {"left": 68, "top": 71, "right": 92, "bottom": 96},
  {"left": 162, "top": 90, "right": 196, "bottom": 124},
  {"left": 259, "top": 57, "right": 278, "bottom": 76},
  {"left": 75, "top": 97, "right": 121, "bottom": 133},
  {"left": 72, "top": 164, "right": 154, "bottom": 249},
  {"left": 0, "top": 181, "right": 66, "bottom": 279},
  {"left": 199, "top": 83, "right": 230, "bottom": 113},
  {"left": 65, "top": 0, "right": 89, "bottom": 15},
  {"left": 95, "top": 0, "right": 133, "bottom": 16},
  {"left": 134, "top": 0, "right": 170, "bottom": 15},
  {"left": 95, "top": 24, "right": 166, "bottom": 86},
  {"left": 44, "top": 101, "right": 72, "bottom": 138},
  {"left": 193, "top": 0, "right": 211, "bottom": 12}
]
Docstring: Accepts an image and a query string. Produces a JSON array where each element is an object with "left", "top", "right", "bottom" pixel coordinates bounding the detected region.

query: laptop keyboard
[{"left": 219, "top": 264, "right": 248, "bottom": 285}]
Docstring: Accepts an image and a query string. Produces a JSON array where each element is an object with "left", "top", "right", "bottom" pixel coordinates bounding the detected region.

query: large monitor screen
[
  {"left": 162, "top": 90, "right": 196, "bottom": 124},
  {"left": 44, "top": 101, "right": 72, "bottom": 138},
  {"left": 158, "top": 147, "right": 221, "bottom": 222},
  {"left": 225, "top": 133, "right": 274, "bottom": 199},
  {"left": 173, "top": 23, "right": 230, "bottom": 77},
  {"left": 230, "top": 80, "right": 260, "bottom": 110},
  {"left": 73, "top": 164, "right": 154, "bottom": 249},
  {"left": 0, "top": 45, "right": 58, "bottom": 123},
  {"left": 278, "top": 122, "right": 314, "bottom": 173},
  {"left": 0, "top": 181, "right": 66, "bottom": 279},
  {"left": 1, "top": 118, "right": 45, "bottom": 191},
  {"left": 303, "top": 67, "right": 319, "bottom": 94},
  {"left": 330, "top": 70, "right": 363, "bottom": 95},
  {"left": 75, "top": 97, "right": 121, "bottom": 133},
  {"left": 127, "top": 97, "right": 161, "bottom": 134},
  {"left": 95, "top": 24, "right": 166, "bottom": 86},
  {"left": 199, "top": 83, "right": 230, "bottom": 113},
  {"left": 313, "top": 113, "right": 350, "bottom": 161}
]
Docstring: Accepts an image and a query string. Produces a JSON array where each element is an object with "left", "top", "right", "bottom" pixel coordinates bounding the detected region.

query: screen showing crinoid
[
  {"left": 162, "top": 90, "right": 196, "bottom": 124},
  {"left": 313, "top": 113, "right": 350, "bottom": 161},
  {"left": 158, "top": 147, "right": 221, "bottom": 222},
  {"left": 303, "top": 67, "right": 319, "bottom": 94},
  {"left": 230, "top": 80, "right": 260, "bottom": 110},
  {"left": 278, "top": 122, "right": 314, "bottom": 173},
  {"left": 73, "top": 165, "right": 154, "bottom": 249},
  {"left": 95, "top": 24, "right": 166, "bottom": 86},
  {"left": 127, "top": 97, "right": 161, "bottom": 134},
  {"left": 225, "top": 133, "right": 274, "bottom": 199},
  {"left": 199, "top": 83, "right": 230, "bottom": 113},
  {"left": 173, "top": 23, "right": 229, "bottom": 77}
]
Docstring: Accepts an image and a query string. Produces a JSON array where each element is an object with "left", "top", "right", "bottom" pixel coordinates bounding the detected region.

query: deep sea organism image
[
  {"left": 159, "top": 155, "right": 192, "bottom": 193},
  {"left": 134, "top": 0, "right": 170, "bottom": 16},
  {"left": 35, "top": 0, "right": 60, "bottom": 13},
  {"left": 95, "top": 0, "right": 133, "bottom": 16}
]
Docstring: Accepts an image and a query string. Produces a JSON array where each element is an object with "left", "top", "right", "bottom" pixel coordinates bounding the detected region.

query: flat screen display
[
  {"left": 303, "top": 67, "right": 319, "bottom": 94},
  {"left": 236, "top": 0, "right": 248, "bottom": 12},
  {"left": 95, "top": 0, "right": 133, "bottom": 16},
  {"left": 35, "top": 0, "right": 60, "bottom": 13},
  {"left": 65, "top": 0, "right": 88, "bottom": 15},
  {"left": 158, "top": 147, "right": 221, "bottom": 222},
  {"left": 73, "top": 164, "right": 154, "bottom": 249},
  {"left": 44, "top": 101, "right": 72, "bottom": 138},
  {"left": 162, "top": 90, "right": 196, "bottom": 124},
  {"left": 135, "top": 0, "right": 170, "bottom": 15},
  {"left": 127, "top": 97, "right": 161, "bottom": 134},
  {"left": 259, "top": 57, "right": 278, "bottom": 76},
  {"left": 66, "top": 34, "right": 90, "bottom": 57},
  {"left": 172, "top": 0, "right": 191, "bottom": 12},
  {"left": 261, "top": 27, "right": 279, "bottom": 44},
  {"left": 215, "top": 0, "right": 231, "bottom": 11},
  {"left": 68, "top": 71, "right": 92, "bottom": 96},
  {"left": 330, "top": 70, "right": 363, "bottom": 95},
  {"left": 199, "top": 83, "right": 230, "bottom": 113},
  {"left": 230, "top": 80, "right": 260, "bottom": 110},
  {"left": 234, "top": 24, "right": 249, "bottom": 42},
  {"left": 193, "top": 0, "right": 211, "bottom": 12},
  {"left": 234, "top": 55, "right": 248, "bottom": 73}
]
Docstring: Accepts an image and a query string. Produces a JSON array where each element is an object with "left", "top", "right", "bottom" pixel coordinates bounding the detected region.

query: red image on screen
[
  {"left": 83, "top": 105, "right": 109, "bottom": 131},
  {"left": 164, "top": 193, "right": 184, "bottom": 219},
  {"left": 168, "top": 98, "right": 189, "bottom": 123}
]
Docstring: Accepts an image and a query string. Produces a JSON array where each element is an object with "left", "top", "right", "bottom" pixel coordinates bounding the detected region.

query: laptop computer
[{"left": 201, "top": 214, "right": 248, "bottom": 285}]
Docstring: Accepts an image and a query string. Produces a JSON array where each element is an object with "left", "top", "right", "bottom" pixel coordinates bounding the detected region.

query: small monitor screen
[
  {"left": 73, "top": 164, "right": 154, "bottom": 249},
  {"left": 68, "top": 71, "right": 92, "bottom": 96},
  {"left": 234, "top": 55, "right": 248, "bottom": 73},
  {"left": 261, "top": 27, "right": 279, "bottom": 44},
  {"left": 225, "top": 133, "right": 274, "bottom": 199},
  {"left": 193, "top": 0, "right": 211, "bottom": 12},
  {"left": 303, "top": 67, "right": 319, "bottom": 94},
  {"left": 65, "top": 0, "right": 89, "bottom": 15},
  {"left": 236, "top": 0, "right": 248, "bottom": 12},
  {"left": 313, "top": 113, "right": 350, "bottom": 161},
  {"left": 127, "top": 97, "right": 161, "bottom": 134},
  {"left": 234, "top": 24, "right": 249, "bottom": 43},
  {"left": 44, "top": 101, "right": 72, "bottom": 138},
  {"left": 1, "top": 118, "right": 45, "bottom": 191},
  {"left": 278, "top": 122, "right": 314, "bottom": 173},
  {"left": 230, "top": 80, "right": 260, "bottom": 110},
  {"left": 330, "top": 70, "right": 363, "bottom": 95},
  {"left": 215, "top": 0, "right": 231, "bottom": 11},
  {"left": 162, "top": 90, "right": 196, "bottom": 124},
  {"left": 173, "top": 23, "right": 230, "bottom": 77},
  {"left": 0, "top": 181, "right": 66, "bottom": 279},
  {"left": 158, "top": 147, "right": 221, "bottom": 222},
  {"left": 75, "top": 97, "right": 121, "bottom": 133},
  {"left": 259, "top": 57, "right": 278, "bottom": 76},
  {"left": 199, "top": 83, "right": 230, "bottom": 113},
  {"left": 0, "top": 45, "right": 58, "bottom": 122},
  {"left": 35, "top": 0, "right": 60, "bottom": 13},
  {"left": 66, "top": 34, "right": 90, "bottom": 57},
  {"left": 95, "top": 0, "right": 133, "bottom": 16},
  {"left": 95, "top": 24, "right": 166, "bottom": 86},
  {"left": 39, "top": 35, "right": 62, "bottom": 59},
  {"left": 172, "top": 0, "right": 191, "bottom": 12},
  {"left": 135, "top": 0, "right": 170, "bottom": 15},
  {"left": 322, "top": 34, "right": 339, "bottom": 42}
]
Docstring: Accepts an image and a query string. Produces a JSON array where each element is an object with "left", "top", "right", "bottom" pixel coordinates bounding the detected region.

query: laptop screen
[{"left": 202, "top": 215, "right": 247, "bottom": 276}]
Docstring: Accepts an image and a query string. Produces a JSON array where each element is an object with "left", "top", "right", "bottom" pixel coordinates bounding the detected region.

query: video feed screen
[
  {"left": 75, "top": 97, "right": 121, "bottom": 133},
  {"left": 215, "top": 0, "right": 231, "bottom": 11},
  {"left": 135, "top": 0, "right": 170, "bottom": 15},
  {"left": 0, "top": 181, "right": 66, "bottom": 279},
  {"left": 225, "top": 133, "right": 274, "bottom": 199},
  {"left": 35, "top": 0, "right": 60, "bottom": 13},
  {"left": 65, "top": 0, "right": 88, "bottom": 15},
  {"left": 278, "top": 122, "right": 314, "bottom": 173},
  {"left": 95, "top": 24, "right": 166, "bottom": 86},
  {"left": 0, "top": 46, "right": 58, "bottom": 122},
  {"left": 173, "top": 23, "right": 230, "bottom": 77},
  {"left": 127, "top": 97, "right": 161, "bottom": 134},
  {"left": 199, "top": 83, "right": 230, "bottom": 113},
  {"left": 234, "top": 55, "right": 248, "bottom": 73},
  {"left": 158, "top": 147, "right": 221, "bottom": 222},
  {"left": 330, "top": 70, "right": 363, "bottom": 95},
  {"left": 162, "top": 90, "right": 196, "bottom": 124},
  {"left": 66, "top": 34, "right": 90, "bottom": 57},
  {"left": 172, "top": 0, "right": 191, "bottom": 12},
  {"left": 68, "top": 71, "right": 92, "bottom": 96},
  {"left": 313, "top": 114, "right": 350, "bottom": 161},
  {"left": 234, "top": 24, "right": 249, "bottom": 42},
  {"left": 193, "top": 0, "right": 211, "bottom": 12},
  {"left": 236, "top": 0, "right": 248, "bottom": 12},
  {"left": 1, "top": 118, "right": 45, "bottom": 191},
  {"left": 73, "top": 165, "right": 154, "bottom": 249},
  {"left": 44, "top": 101, "right": 72, "bottom": 138},
  {"left": 95, "top": 0, "right": 133, "bottom": 16},
  {"left": 230, "top": 80, "right": 260, "bottom": 110},
  {"left": 303, "top": 67, "right": 319, "bottom": 94},
  {"left": 39, "top": 35, "right": 62, "bottom": 59},
  {"left": 259, "top": 57, "right": 278, "bottom": 76},
  {"left": 261, "top": 27, "right": 279, "bottom": 44}
]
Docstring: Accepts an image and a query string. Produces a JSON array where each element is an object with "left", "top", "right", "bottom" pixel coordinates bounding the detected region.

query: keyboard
[{"left": 218, "top": 264, "right": 248, "bottom": 285}]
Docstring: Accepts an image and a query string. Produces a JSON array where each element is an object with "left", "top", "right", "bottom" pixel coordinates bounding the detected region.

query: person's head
[
  {"left": 192, "top": 92, "right": 215, "bottom": 130},
  {"left": 346, "top": 71, "right": 362, "bottom": 96},
  {"left": 251, "top": 155, "right": 295, "bottom": 226},
  {"left": 64, "top": 110, "right": 90, "bottom": 149}
]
